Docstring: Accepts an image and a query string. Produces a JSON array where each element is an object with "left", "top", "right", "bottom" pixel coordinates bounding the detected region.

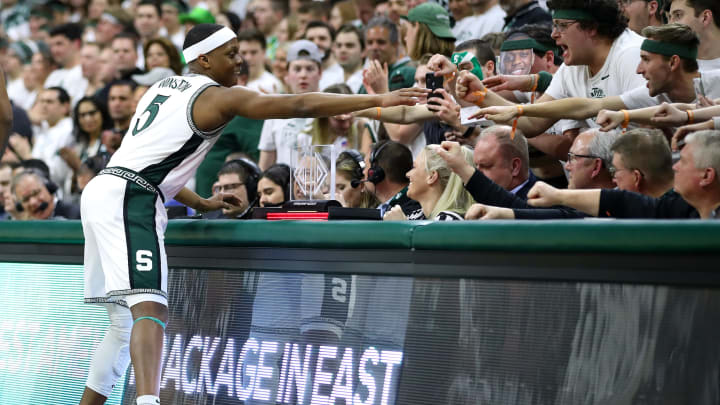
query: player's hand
[
  {"left": 201, "top": 192, "right": 243, "bottom": 213},
  {"left": 651, "top": 102, "right": 687, "bottom": 125},
  {"left": 456, "top": 70, "right": 486, "bottom": 105},
  {"left": 671, "top": 119, "right": 715, "bottom": 151},
  {"left": 383, "top": 204, "right": 407, "bottom": 221},
  {"left": 471, "top": 105, "right": 518, "bottom": 122},
  {"left": 482, "top": 74, "right": 530, "bottom": 92},
  {"left": 427, "top": 54, "right": 457, "bottom": 77},
  {"left": 381, "top": 87, "right": 430, "bottom": 107},
  {"left": 595, "top": 109, "right": 625, "bottom": 132},
  {"left": 526, "top": 181, "right": 561, "bottom": 208},
  {"left": 465, "top": 203, "right": 515, "bottom": 220},
  {"left": 363, "top": 59, "right": 389, "bottom": 95},
  {"left": 426, "top": 88, "right": 461, "bottom": 127}
]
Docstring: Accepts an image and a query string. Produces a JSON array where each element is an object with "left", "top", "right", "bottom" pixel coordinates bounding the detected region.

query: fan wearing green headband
[
  {"left": 476, "top": 24, "right": 715, "bottom": 133},
  {"left": 438, "top": 0, "right": 646, "bottom": 139}
]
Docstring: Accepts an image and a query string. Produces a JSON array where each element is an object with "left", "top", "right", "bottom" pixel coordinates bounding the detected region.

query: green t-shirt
[{"left": 195, "top": 116, "right": 264, "bottom": 198}]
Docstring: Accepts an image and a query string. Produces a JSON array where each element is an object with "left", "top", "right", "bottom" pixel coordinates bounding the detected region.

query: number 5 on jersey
[{"left": 132, "top": 94, "right": 170, "bottom": 136}]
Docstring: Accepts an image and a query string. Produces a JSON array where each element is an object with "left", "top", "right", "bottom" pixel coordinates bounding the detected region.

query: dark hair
[
  {"left": 259, "top": 163, "right": 291, "bottom": 202},
  {"left": 547, "top": 0, "right": 627, "bottom": 39},
  {"left": 46, "top": 86, "right": 71, "bottom": 104},
  {"left": 112, "top": 31, "right": 139, "bottom": 49},
  {"left": 506, "top": 22, "right": 563, "bottom": 65},
  {"left": 375, "top": 140, "right": 412, "bottom": 184},
  {"left": 137, "top": 0, "right": 162, "bottom": 17},
  {"left": 455, "top": 39, "right": 496, "bottom": 65},
  {"left": 223, "top": 11, "right": 242, "bottom": 33},
  {"left": 237, "top": 28, "right": 267, "bottom": 50},
  {"left": 72, "top": 96, "right": 112, "bottom": 145},
  {"left": 184, "top": 23, "right": 224, "bottom": 50},
  {"left": 49, "top": 22, "right": 84, "bottom": 41},
  {"left": 337, "top": 23, "right": 365, "bottom": 50},
  {"left": 144, "top": 36, "right": 183, "bottom": 74},
  {"left": 304, "top": 20, "right": 336, "bottom": 42},
  {"left": 18, "top": 159, "right": 51, "bottom": 179},
  {"left": 641, "top": 23, "right": 700, "bottom": 72},
  {"left": 685, "top": 0, "right": 720, "bottom": 28},
  {"left": 109, "top": 79, "right": 137, "bottom": 92},
  {"left": 365, "top": 15, "right": 399, "bottom": 45}
]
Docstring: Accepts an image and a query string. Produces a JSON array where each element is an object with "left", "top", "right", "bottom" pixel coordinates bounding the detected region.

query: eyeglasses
[
  {"left": 552, "top": 20, "right": 580, "bottom": 33},
  {"left": 213, "top": 182, "right": 244, "bottom": 193},
  {"left": 567, "top": 152, "right": 600, "bottom": 162},
  {"left": 609, "top": 166, "right": 643, "bottom": 178}
]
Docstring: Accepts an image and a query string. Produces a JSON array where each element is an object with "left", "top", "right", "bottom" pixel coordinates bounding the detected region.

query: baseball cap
[
  {"left": 406, "top": 2, "right": 455, "bottom": 40},
  {"left": 179, "top": 7, "right": 215, "bottom": 24},
  {"left": 131, "top": 67, "right": 176, "bottom": 86},
  {"left": 287, "top": 40, "right": 323, "bottom": 63}
]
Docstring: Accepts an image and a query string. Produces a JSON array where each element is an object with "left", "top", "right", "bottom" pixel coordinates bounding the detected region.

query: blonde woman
[{"left": 384, "top": 144, "right": 474, "bottom": 221}]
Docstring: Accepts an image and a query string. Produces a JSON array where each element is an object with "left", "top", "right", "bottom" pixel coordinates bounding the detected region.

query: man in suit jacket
[{"left": 471, "top": 125, "right": 537, "bottom": 199}]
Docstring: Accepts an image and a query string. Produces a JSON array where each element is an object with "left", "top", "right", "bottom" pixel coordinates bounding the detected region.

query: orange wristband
[
  {"left": 376, "top": 107, "right": 382, "bottom": 120},
  {"left": 471, "top": 90, "right": 487, "bottom": 106},
  {"left": 621, "top": 109, "right": 629, "bottom": 132},
  {"left": 516, "top": 105, "right": 524, "bottom": 116},
  {"left": 444, "top": 71, "right": 456, "bottom": 82},
  {"left": 687, "top": 109, "right": 694, "bottom": 124},
  {"left": 511, "top": 105, "right": 523, "bottom": 140},
  {"left": 530, "top": 74, "right": 539, "bottom": 104}
]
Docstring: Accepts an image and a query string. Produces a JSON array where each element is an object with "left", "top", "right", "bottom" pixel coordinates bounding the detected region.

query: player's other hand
[
  {"left": 381, "top": 87, "right": 430, "bottom": 107},
  {"left": 201, "top": 192, "right": 244, "bottom": 213}
]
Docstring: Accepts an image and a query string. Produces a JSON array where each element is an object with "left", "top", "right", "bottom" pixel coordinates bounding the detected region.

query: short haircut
[
  {"left": 238, "top": 28, "right": 267, "bottom": 50},
  {"left": 184, "top": 23, "right": 224, "bottom": 50},
  {"left": 112, "top": 31, "right": 139, "bottom": 49},
  {"left": 547, "top": 0, "right": 627, "bottom": 39},
  {"left": 45, "top": 86, "right": 71, "bottom": 104},
  {"left": 683, "top": 0, "right": 720, "bottom": 28},
  {"left": 109, "top": 79, "right": 137, "bottom": 92},
  {"left": 365, "top": 16, "right": 399, "bottom": 45},
  {"left": 685, "top": 130, "right": 720, "bottom": 184},
  {"left": 641, "top": 23, "right": 700, "bottom": 72},
  {"left": 586, "top": 128, "right": 621, "bottom": 167},
  {"left": 11, "top": 170, "right": 48, "bottom": 196},
  {"left": 304, "top": 20, "right": 336, "bottom": 42},
  {"left": 137, "top": 0, "right": 162, "bottom": 17},
  {"left": 49, "top": 22, "right": 83, "bottom": 42},
  {"left": 479, "top": 125, "right": 530, "bottom": 173},
  {"left": 408, "top": 22, "right": 455, "bottom": 60},
  {"left": 611, "top": 128, "right": 673, "bottom": 185},
  {"left": 375, "top": 140, "right": 412, "bottom": 184},
  {"left": 337, "top": 23, "right": 365, "bottom": 50},
  {"left": 269, "top": 0, "right": 289, "bottom": 17},
  {"left": 455, "top": 39, "right": 496, "bottom": 65},
  {"left": 505, "top": 22, "right": 563, "bottom": 66}
]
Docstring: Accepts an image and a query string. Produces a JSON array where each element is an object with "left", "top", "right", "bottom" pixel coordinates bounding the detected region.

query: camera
[{"left": 426, "top": 72, "right": 444, "bottom": 106}]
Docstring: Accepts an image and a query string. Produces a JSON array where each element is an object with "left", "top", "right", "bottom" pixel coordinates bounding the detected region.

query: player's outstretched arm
[
  {"left": 0, "top": 69, "right": 13, "bottom": 157},
  {"left": 353, "top": 105, "right": 434, "bottom": 124}
]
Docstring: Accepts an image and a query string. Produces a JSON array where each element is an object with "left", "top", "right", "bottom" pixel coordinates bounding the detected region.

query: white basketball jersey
[{"left": 108, "top": 74, "right": 226, "bottom": 200}]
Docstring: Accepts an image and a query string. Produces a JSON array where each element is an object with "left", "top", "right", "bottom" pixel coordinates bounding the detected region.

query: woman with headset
[{"left": 335, "top": 150, "right": 380, "bottom": 208}]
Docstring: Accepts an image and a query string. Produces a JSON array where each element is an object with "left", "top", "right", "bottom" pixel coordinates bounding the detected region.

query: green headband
[
  {"left": 501, "top": 38, "right": 554, "bottom": 53},
  {"left": 551, "top": 9, "right": 596, "bottom": 21},
  {"left": 451, "top": 51, "right": 484, "bottom": 80},
  {"left": 641, "top": 39, "right": 697, "bottom": 60}
]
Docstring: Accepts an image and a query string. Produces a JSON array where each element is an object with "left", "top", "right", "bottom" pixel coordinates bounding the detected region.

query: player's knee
[{"left": 86, "top": 305, "right": 133, "bottom": 397}]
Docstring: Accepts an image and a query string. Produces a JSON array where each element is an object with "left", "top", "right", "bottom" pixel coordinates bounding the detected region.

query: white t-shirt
[
  {"left": 31, "top": 117, "right": 74, "bottom": 195},
  {"left": 7, "top": 78, "right": 36, "bottom": 111},
  {"left": 545, "top": 29, "right": 645, "bottom": 130},
  {"left": 698, "top": 69, "right": 720, "bottom": 100},
  {"left": 346, "top": 68, "right": 364, "bottom": 93},
  {"left": 464, "top": 5, "right": 506, "bottom": 41},
  {"left": 698, "top": 57, "right": 720, "bottom": 72},
  {"left": 452, "top": 16, "right": 477, "bottom": 45},
  {"left": 247, "top": 70, "right": 284, "bottom": 94},
  {"left": 44, "top": 64, "right": 89, "bottom": 108},
  {"left": 258, "top": 117, "right": 314, "bottom": 166},
  {"left": 319, "top": 63, "right": 345, "bottom": 91}
]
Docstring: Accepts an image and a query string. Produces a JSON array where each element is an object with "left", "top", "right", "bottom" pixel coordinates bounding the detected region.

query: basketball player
[{"left": 79, "top": 23, "right": 426, "bottom": 405}]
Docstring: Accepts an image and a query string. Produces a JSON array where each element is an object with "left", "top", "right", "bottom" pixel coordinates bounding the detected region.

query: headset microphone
[
  {"left": 38, "top": 201, "right": 49, "bottom": 212},
  {"left": 350, "top": 178, "right": 367, "bottom": 188}
]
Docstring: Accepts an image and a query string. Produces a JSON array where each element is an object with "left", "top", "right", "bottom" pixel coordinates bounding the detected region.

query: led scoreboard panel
[{"left": 1, "top": 220, "right": 720, "bottom": 405}]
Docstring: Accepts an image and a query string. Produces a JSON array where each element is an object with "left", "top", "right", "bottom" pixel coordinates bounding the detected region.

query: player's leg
[{"left": 126, "top": 298, "right": 168, "bottom": 404}]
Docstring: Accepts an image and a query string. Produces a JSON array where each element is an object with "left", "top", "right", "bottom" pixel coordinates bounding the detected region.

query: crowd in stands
[{"left": 1, "top": 0, "right": 720, "bottom": 222}]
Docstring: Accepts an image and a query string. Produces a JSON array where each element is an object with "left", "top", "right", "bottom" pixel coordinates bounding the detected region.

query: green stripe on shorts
[{"left": 123, "top": 182, "right": 162, "bottom": 290}]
